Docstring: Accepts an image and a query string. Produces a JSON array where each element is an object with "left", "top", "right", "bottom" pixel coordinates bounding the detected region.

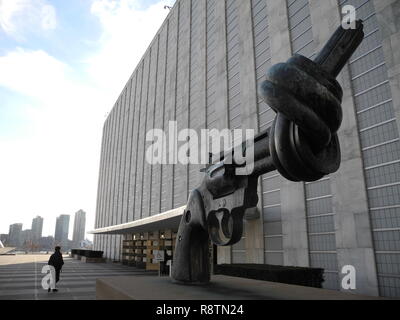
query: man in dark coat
[{"left": 48, "top": 246, "right": 64, "bottom": 292}]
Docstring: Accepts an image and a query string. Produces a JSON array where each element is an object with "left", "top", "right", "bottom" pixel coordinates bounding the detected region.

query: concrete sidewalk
[
  {"left": 0, "top": 254, "right": 154, "bottom": 300},
  {"left": 96, "top": 275, "right": 386, "bottom": 300}
]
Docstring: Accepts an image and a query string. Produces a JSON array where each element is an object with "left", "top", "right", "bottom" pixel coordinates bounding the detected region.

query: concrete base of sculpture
[{"left": 96, "top": 275, "right": 383, "bottom": 300}]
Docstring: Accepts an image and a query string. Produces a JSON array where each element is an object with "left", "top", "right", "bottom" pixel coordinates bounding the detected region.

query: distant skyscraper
[
  {"left": 31, "top": 216, "right": 43, "bottom": 242},
  {"left": 72, "top": 210, "right": 86, "bottom": 248},
  {"left": 8, "top": 223, "right": 22, "bottom": 247},
  {"left": 20, "top": 229, "right": 33, "bottom": 247},
  {"left": 54, "top": 215, "right": 70, "bottom": 248}
]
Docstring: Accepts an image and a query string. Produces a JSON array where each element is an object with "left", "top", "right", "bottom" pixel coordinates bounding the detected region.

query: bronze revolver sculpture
[{"left": 172, "top": 21, "right": 365, "bottom": 284}]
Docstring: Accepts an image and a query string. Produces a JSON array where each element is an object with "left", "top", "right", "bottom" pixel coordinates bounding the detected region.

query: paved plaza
[{"left": 0, "top": 254, "right": 154, "bottom": 300}]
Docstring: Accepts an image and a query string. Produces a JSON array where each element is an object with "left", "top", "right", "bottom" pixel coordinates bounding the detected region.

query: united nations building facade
[{"left": 92, "top": 0, "right": 400, "bottom": 298}]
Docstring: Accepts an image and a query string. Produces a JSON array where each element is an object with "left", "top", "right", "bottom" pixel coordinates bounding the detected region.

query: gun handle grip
[{"left": 171, "top": 190, "right": 210, "bottom": 284}]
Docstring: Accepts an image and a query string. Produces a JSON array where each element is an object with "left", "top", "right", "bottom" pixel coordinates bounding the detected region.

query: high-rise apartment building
[
  {"left": 54, "top": 215, "right": 70, "bottom": 248},
  {"left": 72, "top": 210, "right": 86, "bottom": 247},
  {"left": 8, "top": 223, "right": 22, "bottom": 247},
  {"left": 31, "top": 216, "right": 43, "bottom": 242}
]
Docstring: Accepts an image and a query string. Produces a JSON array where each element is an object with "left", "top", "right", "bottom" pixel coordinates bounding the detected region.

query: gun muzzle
[{"left": 254, "top": 21, "right": 364, "bottom": 182}]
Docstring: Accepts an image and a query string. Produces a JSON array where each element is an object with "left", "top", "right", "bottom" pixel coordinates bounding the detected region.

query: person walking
[{"left": 47, "top": 246, "right": 64, "bottom": 292}]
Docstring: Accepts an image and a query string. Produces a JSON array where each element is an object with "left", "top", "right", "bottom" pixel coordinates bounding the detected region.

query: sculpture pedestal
[{"left": 96, "top": 275, "right": 381, "bottom": 300}]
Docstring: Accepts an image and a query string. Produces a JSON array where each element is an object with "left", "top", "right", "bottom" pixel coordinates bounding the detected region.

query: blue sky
[{"left": 0, "top": 0, "right": 175, "bottom": 240}]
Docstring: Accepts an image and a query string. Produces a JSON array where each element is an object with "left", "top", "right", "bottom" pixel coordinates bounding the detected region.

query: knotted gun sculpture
[{"left": 172, "top": 21, "right": 364, "bottom": 284}]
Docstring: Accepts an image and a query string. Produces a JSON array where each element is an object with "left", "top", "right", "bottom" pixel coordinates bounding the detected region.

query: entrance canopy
[{"left": 89, "top": 206, "right": 185, "bottom": 235}]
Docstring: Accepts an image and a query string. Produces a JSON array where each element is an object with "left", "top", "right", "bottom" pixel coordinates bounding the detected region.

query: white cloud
[
  {"left": 0, "top": 0, "right": 57, "bottom": 40},
  {"left": 0, "top": 48, "right": 106, "bottom": 239},
  {"left": 0, "top": 48, "right": 68, "bottom": 100},
  {"left": 87, "top": 0, "right": 175, "bottom": 99},
  {"left": 41, "top": 4, "right": 57, "bottom": 30},
  {"left": 0, "top": 0, "right": 175, "bottom": 239}
]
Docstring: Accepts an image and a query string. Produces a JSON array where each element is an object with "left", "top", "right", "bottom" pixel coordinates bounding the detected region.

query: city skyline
[
  {"left": 0, "top": 0, "right": 175, "bottom": 242},
  {"left": 2, "top": 210, "right": 90, "bottom": 242}
]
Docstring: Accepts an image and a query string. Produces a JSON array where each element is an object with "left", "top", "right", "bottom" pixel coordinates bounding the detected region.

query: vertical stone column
[
  {"left": 281, "top": 181, "right": 309, "bottom": 267},
  {"left": 238, "top": 0, "right": 264, "bottom": 264},
  {"left": 100, "top": 117, "right": 110, "bottom": 255},
  {"left": 373, "top": 0, "right": 400, "bottom": 136},
  {"left": 267, "top": 0, "right": 292, "bottom": 66},
  {"left": 195, "top": 0, "right": 208, "bottom": 187},
  {"left": 309, "top": 0, "right": 379, "bottom": 296},
  {"left": 199, "top": 0, "right": 207, "bottom": 145},
  {"left": 267, "top": 0, "right": 310, "bottom": 267},
  {"left": 213, "top": 0, "right": 229, "bottom": 131},
  {"left": 106, "top": 107, "right": 117, "bottom": 260},
  {"left": 112, "top": 98, "right": 124, "bottom": 261},
  {"left": 94, "top": 122, "right": 106, "bottom": 250},
  {"left": 116, "top": 88, "right": 127, "bottom": 261},
  {"left": 162, "top": 8, "right": 178, "bottom": 213},
  {"left": 214, "top": 0, "right": 231, "bottom": 264}
]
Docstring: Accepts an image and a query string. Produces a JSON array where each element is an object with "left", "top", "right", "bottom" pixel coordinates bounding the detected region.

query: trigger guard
[
  {"left": 221, "top": 211, "right": 232, "bottom": 239},
  {"left": 207, "top": 209, "right": 231, "bottom": 246},
  {"left": 207, "top": 208, "right": 244, "bottom": 246}
]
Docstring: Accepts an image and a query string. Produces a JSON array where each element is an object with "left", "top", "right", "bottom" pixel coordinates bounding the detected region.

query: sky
[{"left": 0, "top": 0, "right": 175, "bottom": 240}]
